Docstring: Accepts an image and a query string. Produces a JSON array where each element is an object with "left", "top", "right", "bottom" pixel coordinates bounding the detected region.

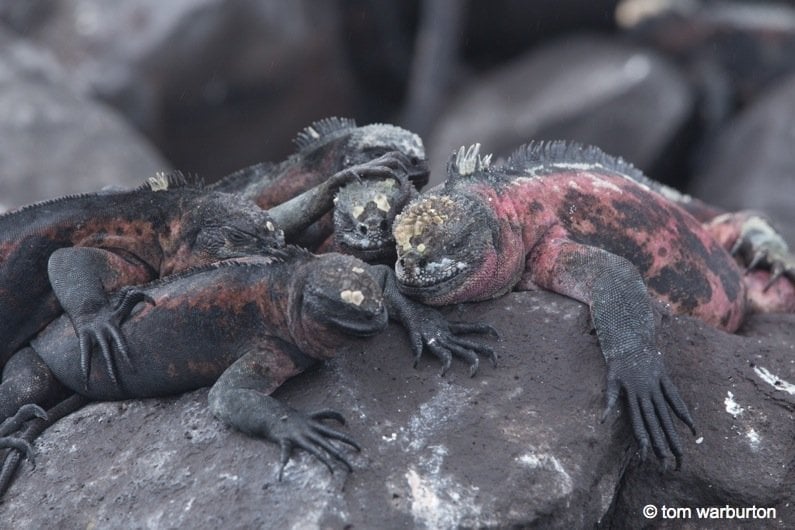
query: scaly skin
[
  {"left": 326, "top": 171, "right": 419, "bottom": 264},
  {"left": 210, "top": 117, "right": 429, "bottom": 249},
  {"left": 0, "top": 248, "right": 388, "bottom": 490},
  {"left": 1, "top": 150, "right": 409, "bottom": 390},
  {"left": 0, "top": 173, "right": 282, "bottom": 369},
  {"left": 393, "top": 141, "right": 795, "bottom": 467},
  {"left": 213, "top": 117, "right": 494, "bottom": 374}
]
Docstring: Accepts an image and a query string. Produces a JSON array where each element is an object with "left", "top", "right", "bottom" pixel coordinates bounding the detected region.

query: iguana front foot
[
  {"left": 333, "top": 151, "right": 415, "bottom": 187},
  {"left": 77, "top": 286, "right": 155, "bottom": 390},
  {"left": 370, "top": 264, "right": 498, "bottom": 376},
  {"left": 411, "top": 320, "right": 499, "bottom": 377},
  {"left": 0, "top": 404, "right": 48, "bottom": 465},
  {"left": 272, "top": 408, "right": 360, "bottom": 480},
  {"left": 729, "top": 214, "right": 795, "bottom": 289},
  {"left": 602, "top": 349, "right": 695, "bottom": 470}
]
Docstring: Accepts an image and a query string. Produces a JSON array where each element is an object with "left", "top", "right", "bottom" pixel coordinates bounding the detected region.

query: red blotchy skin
[
  {"left": 466, "top": 171, "right": 749, "bottom": 331},
  {"left": 249, "top": 165, "right": 329, "bottom": 210}
]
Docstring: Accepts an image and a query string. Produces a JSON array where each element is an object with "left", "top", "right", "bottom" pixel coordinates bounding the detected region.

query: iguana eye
[{"left": 227, "top": 230, "right": 248, "bottom": 244}]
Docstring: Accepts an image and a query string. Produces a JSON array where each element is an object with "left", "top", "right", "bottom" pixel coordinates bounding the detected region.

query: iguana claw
[
  {"left": 78, "top": 286, "right": 155, "bottom": 390},
  {"left": 273, "top": 407, "right": 360, "bottom": 480},
  {"left": 0, "top": 404, "right": 49, "bottom": 467},
  {"left": 730, "top": 214, "right": 795, "bottom": 290},
  {"left": 603, "top": 349, "right": 695, "bottom": 469}
]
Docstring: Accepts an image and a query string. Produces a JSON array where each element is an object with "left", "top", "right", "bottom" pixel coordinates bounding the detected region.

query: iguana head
[
  {"left": 393, "top": 190, "right": 524, "bottom": 305},
  {"left": 295, "top": 118, "right": 429, "bottom": 195},
  {"left": 288, "top": 252, "right": 387, "bottom": 358},
  {"left": 177, "top": 191, "right": 285, "bottom": 265},
  {"left": 340, "top": 123, "right": 428, "bottom": 181},
  {"left": 332, "top": 175, "right": 417, "bottom": 263}
]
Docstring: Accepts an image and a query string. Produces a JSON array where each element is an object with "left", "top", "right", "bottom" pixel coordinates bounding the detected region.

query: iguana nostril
[
  {"left": 358, "top": 224, "right": 368, "bottom": 235},
  {"left": 379, "top": 220, "right": 388, "bottom": 231}
]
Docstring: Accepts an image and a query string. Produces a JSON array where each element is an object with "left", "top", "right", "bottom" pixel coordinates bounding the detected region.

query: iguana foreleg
[
  {"left": 269, "top": 151, "right": 412, "bottom": 241},
  {"left": 367, "top": 264, "right": 498, "bottom": 376},
  {"left": 207, "top": 337, "right": 358, "bottom": 479},
  {"left": 528, "top": 237, "right": 696, "bottom": 467}
]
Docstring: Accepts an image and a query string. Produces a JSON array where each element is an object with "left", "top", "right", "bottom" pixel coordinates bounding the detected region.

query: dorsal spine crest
[
  {"left": 451, "top": 144, "right": 493, "bottom": 177},
  {"left": 293, "top": 117, "right": 358, "bottom": 151}
]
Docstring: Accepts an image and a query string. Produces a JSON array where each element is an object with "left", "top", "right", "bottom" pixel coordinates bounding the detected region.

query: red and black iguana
[{"left": 392, "top": 141, "right": 795, "bottom": 467}]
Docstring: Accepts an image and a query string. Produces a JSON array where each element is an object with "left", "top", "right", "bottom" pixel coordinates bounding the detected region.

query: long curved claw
[
  {"left": 308, "top": 410, "right": 346, "bottom": 425},
  {"left": 76, "top": 287, "right": 153, "bottom": 390},
  {"left": 0, "top": 404, "right": 50, "bottom": 472},
  {"left": 729, "top": 214, "right": 795, "bottom": 290},
  {"left": 660, "top": 373, "right": 696, "bottom": 436},
  {"left": 606, "top": 350, "right": 695, "bottom": 468},
  {"left": 113, "top": 287, "right": 155, "bottom": 316},
  {"left": 0, "top": 405, "right": 48, "bottom": 436},
  {"left": 333, "top": 152, "right": 414, "bottom": 189},
  {"left": 270, "top": 407, "right": 360, "bottom": 480},
  {"left": 0, "top": 438, "right": 36, "bottom": 464}
]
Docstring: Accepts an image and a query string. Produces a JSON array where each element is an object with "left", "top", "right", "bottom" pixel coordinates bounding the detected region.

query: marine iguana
[
  {"left": 392, "top": 141, "right": 795, "bottom": 466},
  {"left": 212, "top": 117, "right": 495, "bottom": 373},
  {"left": 0, "top": 247, "right": 389, "bottom": 494},
  {"left": 324, "top": 172, "right": 419, "bottom": 264},
  {"left": 210, "top": 117, "right": 429, "bottom": 246},
  {"left": 0, "top": 154, "right": 402, "bottom": 385}
]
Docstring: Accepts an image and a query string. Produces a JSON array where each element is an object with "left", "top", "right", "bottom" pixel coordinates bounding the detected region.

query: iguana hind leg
[
  {"left": 0, "top": 348, "right": 70, "bottom": 421},
  {"left": 0, "top": 394, "right": 88, "bottom": 499},
  {"left": 705, "top": 211, "right": 795, "bottom": 312}
]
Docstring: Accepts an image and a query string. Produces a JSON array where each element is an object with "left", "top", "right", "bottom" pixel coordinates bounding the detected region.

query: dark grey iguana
[
  {"left": 0, "top": 247, "right": 390, "bottom": 495},
  {"left": 391, "top": 141, "right": 795, "bottom": 467}
]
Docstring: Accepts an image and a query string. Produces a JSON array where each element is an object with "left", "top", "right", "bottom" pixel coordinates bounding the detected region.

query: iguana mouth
[
  {"left": 327, "top": 309, "right": 388, "bottom": 336},
  {"left": 395, "top": 257, "right": 468, "bottom": 288},
  {"left": 338, "top": 232, "right": 386, "bottom": 251}
]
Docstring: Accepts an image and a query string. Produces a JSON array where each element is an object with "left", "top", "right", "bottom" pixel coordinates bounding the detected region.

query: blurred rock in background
[
  {"left": 689, "top": 73, "right": 795, "bottom": 244},
  {"left": 426, "top": 34, "right": 695, "bottom": 188},
  {"left": 0, "top": 0, "right": 358, "bottom": 189},
  {"left": 3, "top": 0, "right": 793, "bottom": 214},
  {"left": 0, "top": 26, "right": 167, "bottom": 207}
]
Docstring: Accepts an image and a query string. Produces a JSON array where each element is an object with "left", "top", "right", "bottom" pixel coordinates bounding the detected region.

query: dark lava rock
[
  {"left": 609, "top": 310, "right": 795, "bottom": 529},
  {"left": 0, "top": 29, "right": 168, "bottom": 208},
  {"left": 1, "top": 290, "right": 792, "bottom": 528},
  {"left": 427, "top": 35, "right": 695, "bottom": 187},
  {"left": 689, "top": 74, "right": 795, "bottom": 245}
]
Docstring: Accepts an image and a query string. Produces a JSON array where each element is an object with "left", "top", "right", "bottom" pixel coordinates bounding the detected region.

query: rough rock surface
[
  {"left": 1, "top": 290, "right": 792, "bottom": 528},
  {"left": 427, "top": 35, "right": 694, "bottom": 187},
  {"left": 0, "top": 29, "right": 168, "bottom": 208},
  {"left": 690, "top": 74, "right": 795, "bottom": 245}
]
